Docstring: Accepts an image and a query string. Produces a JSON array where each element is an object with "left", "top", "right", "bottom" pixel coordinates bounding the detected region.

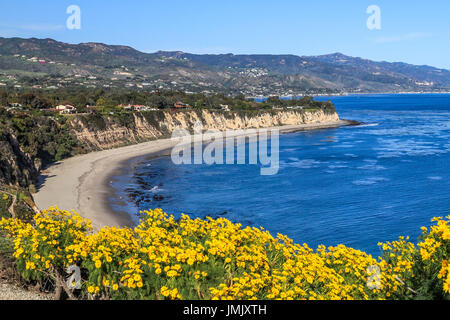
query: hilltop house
[
  {"left": 286, "top": 106, "right": 305, "bottom": 110},
  {"left": 8, "top": 103, "right": 22, "bottom": 109},
  {"left": 173, "top": 101, "right": 187, "bottom": 109},
  {"left": 133, "top": 105, "right": 150, "bottom": 112},
  {"left": 56, "top": 105, "right": 76, "bottom": 114},
  {"left": 120, "top": 104, "right": 155, "bottom": 112},
  {"left": 6, "top": 103, "right": 23, "bottom": 113}
]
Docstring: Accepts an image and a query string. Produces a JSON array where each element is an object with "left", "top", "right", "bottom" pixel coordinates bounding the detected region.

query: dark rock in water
[
  {"left": 134, "top": 172, "right": 148, "bottom": 177},
  {"left": 201, "top": 211, "right": 229, "bottom": 220},
  {"left": 342, "top": 119, "right": 362, "bottom": 126},
  {"left": 125, "top": 189, "right": 144, "bottom": 202},
  {"left": 147, "top": 172, "right": 160, "bottom": 179},
  {"left": 153, "top": 194, "right": 164, "bottom": 201},
  {"left": 136, "top": 199, "right": 152, "bottom": 207},
  {"left": 134, "top": 171, "right": 159, "bottom": 179},
  {"left": 135, "top": 177, "right": 151, "bottom": 189}
]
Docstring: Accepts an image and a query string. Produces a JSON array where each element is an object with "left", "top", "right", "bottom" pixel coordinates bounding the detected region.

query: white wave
[
  {"left": 328, "top": 165, "right": 348, "bottom": 169},
  {"left": 357, "top": 164, "right": 387, "bottom": 171},
  {"left": 374, "top": 138, "right": 449, "bottom": 158},
  {"left": 427, "top": 176, "right": 443, "bottom": 181},
  {"left": 149, "top": 186, "right": 163, "bottom": 193},
  {"left": 352, "top": 177, "right": 389, "bottom": 186},
  {"left": 280, "top": 159, "right": 324, "bottom": 169},
  {"left": 358, "top": 123, "right": 379, "bottom": 127}
]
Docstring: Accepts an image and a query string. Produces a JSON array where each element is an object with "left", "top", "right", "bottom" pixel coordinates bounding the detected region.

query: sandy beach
[{"left": 33, "top": 120, "right": 353, "bottom": 230}]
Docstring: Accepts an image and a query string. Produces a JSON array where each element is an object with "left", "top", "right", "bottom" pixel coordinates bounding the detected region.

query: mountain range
[{"left": 1, "top": 37, "right": 449, "bottom": 96}]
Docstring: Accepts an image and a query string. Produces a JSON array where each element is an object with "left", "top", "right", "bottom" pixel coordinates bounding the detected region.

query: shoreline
[
  {"left": 248, "top": 91, "right": 450, "bottom": 100},
  {"left": 33, "top": 120, "right": 356, "bottom": 230}
]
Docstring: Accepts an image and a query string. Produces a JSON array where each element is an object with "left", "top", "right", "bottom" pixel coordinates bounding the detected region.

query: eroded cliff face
[
  {"left": 70, "top": 109, "right": 340, "bottom": 150},
  {"left": 0, "top": 131, "right": 38, "bottom": 187}
]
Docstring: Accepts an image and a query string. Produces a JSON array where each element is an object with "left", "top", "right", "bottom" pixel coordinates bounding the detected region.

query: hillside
[{"left": 1, "top": 37, "right": 450, "bottom": 96}]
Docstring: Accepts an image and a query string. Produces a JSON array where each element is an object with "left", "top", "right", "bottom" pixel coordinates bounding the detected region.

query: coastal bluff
[
  {"left": 0, "top": 107, "right": 341, "bottom": 189},
  {"left": 70, "top": 108, "right": 340, "bottom": 151}
]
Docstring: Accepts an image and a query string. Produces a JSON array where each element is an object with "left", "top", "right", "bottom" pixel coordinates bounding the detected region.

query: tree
[{"left": 267, "top": 96, "right": 281, "bottom": 105}]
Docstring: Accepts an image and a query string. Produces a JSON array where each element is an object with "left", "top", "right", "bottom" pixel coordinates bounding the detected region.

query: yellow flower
[
  {"left": 166, "top": 270, "right": 178, "bottom": 277},
  {"left": 160, "top": 286, "right": 170, "bottom": 297},
  {"left": 133, "top": 274, "right": 142, "bottom": 282}
]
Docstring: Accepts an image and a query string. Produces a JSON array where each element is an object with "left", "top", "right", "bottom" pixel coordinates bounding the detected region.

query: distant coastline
[{"left": 248, "top": 91, "right": 450, "bottom": 100}]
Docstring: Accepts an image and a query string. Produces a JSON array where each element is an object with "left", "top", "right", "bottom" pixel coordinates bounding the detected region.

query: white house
[{"left": 56, "top": 105, "right": 77, "bottom": 114}]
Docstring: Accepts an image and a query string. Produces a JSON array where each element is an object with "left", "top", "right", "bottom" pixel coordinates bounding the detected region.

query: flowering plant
[{"left": 1, "top": 207, "right": 449, "bottom": 300}]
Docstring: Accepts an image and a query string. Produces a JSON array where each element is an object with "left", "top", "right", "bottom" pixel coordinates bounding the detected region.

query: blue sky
[{"left": 1, "top": 0, "right": 449, "bottom": 69}]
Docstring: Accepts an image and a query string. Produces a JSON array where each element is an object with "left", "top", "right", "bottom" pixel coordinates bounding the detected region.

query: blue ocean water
[{"left": 111, "top": 94, "right": 450, "bottom": 257}]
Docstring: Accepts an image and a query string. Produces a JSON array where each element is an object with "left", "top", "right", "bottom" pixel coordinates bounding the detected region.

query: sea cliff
[{"left": 70, "top": 108, "right": 340, "bottom": 151}]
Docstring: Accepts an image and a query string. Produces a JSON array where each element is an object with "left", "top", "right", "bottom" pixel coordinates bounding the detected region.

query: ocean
[{"left": 109, "top": 94, "right": 450, "bottom": 257}]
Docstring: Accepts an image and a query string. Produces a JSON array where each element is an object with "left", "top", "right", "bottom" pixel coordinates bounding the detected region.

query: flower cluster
[
  {"left": 0, "top": 208, "right": 449, "bottom": 300},
  {"left": 0, "top": 206, "right": 91, "bottom": 282},
  {"left": 417, "top": 217, "right": 450, "bottom": 295}
]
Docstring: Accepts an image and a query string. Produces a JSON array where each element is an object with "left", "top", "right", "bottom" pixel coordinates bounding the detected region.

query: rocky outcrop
[
  {"left": 70, "top": 108, "right": 339, "bottom": 151},
  {"left": 0, "top": 131, "right": 38, "bottom": 187}
]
